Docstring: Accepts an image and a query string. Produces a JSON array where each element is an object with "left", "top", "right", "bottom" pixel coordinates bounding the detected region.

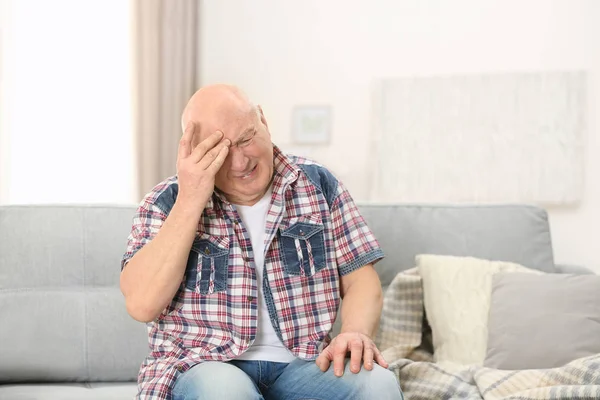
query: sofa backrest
[
  {"left": 357, "top": 204, "right": 556, "bottom": 288},
  {"left": 0, "top": 203, "right": 555, "bottom": 382}
]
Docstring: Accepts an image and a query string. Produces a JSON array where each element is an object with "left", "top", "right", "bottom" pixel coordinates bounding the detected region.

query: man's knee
[
  {"left": 279, "top": 359, "right": 403, "bottom": 400},
  {"left": 353, "top": 364, "right": 403, "bottom": 400},
  {"left": 172, "top": 361, "right": 261, "bottom": 400},
  {"left": 329, "top": 362, "right": 402, "bottom": 400}
]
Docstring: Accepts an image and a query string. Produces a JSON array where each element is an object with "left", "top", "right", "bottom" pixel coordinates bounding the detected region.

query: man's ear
[{"left": 257, "top": 105, "right": 269, "bottom": 130}]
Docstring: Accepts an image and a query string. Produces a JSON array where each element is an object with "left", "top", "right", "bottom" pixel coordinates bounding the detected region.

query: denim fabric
[
  {"left": 297, "top": 163, "right": 339, "bottom": 207},
  {"left": 279, "top": 221, "right": 326, "bottom": 276},
  {"left": 172, "top": 359, "right": 404, "bottom": 400},
  {"left": 184, "top": 237, "right": 230, "bottom": 294}
]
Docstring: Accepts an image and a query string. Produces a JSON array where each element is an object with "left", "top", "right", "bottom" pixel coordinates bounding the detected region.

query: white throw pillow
[{"left": 417, "top": 254, "right": 542, "bottom": 366}]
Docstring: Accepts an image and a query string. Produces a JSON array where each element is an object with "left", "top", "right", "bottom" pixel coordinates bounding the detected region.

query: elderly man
[{"left": 120, "top": 84, "right": 403, "bottom": 400}]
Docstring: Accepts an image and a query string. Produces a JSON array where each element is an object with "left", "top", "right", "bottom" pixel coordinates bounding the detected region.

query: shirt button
[
  {"left": 204, "top": 248, "right": 210, "bottom": 255},
  {"left": 247, "top": 296, "right": 255, "bottom": 302},
  {"left": 176, "top": 365, "right": 184, "bottom": 372}
]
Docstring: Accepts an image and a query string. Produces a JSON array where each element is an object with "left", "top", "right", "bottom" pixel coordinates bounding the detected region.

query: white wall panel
[{"left": 371, "top": 72, "right": 586, "bottom": 204}]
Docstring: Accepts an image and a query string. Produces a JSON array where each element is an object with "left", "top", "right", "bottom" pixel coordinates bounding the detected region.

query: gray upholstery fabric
[
  {"left": 0, "top": 290, "right": 87, "bottom": 381},
  {"left": 555, "top": 263, "right": 595, "bottom": 275},
  {"left": 0, "top": 383, "right": 138, "bottom": 399},
  {"left": 0, "top": 205, "right": 147, "bottom": 383},
  {"left": 0, "top": 203, "right": 559, "bottom": 397},
  {"left": 484, "top": 273, "right": 600, "bottom": 370},
  {"left": 357, "top": 204, "right": 556, "bottom": 288}
]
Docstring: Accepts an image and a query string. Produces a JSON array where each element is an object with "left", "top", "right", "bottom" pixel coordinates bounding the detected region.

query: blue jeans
[{"left": 172, "top": 358, "right": 404, "bottom": 400}]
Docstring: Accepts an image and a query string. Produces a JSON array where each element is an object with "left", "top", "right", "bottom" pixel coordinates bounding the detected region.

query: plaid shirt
[{"left": 122, "top": 146, "right": 384, "bottom": 399}]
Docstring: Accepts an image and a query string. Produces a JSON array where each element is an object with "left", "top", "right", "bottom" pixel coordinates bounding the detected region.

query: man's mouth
[{"left": 239, "top": 165, "right": 257, "bottom": 179}]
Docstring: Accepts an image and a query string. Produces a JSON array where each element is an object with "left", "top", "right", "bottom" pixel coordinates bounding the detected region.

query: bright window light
[{"left": 0, "top": 0, "right": 135, "bottom": 204}]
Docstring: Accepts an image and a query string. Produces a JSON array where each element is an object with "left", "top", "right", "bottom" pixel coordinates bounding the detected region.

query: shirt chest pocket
[
  {"left": 184, "top": 235, "right": 230, "bottom": 295},
  {"left": 279, "top": 220, "right": 326, "bottom": 277}
]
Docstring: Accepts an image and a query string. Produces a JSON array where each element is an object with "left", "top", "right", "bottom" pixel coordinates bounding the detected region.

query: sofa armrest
[{"left": 555, "top": 263, "right": 596, "bottom": 275}]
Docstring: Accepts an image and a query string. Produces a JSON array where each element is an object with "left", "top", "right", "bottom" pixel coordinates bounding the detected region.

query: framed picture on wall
[{"left": 291, "top": 105, "right": 332, "bottom": 145}]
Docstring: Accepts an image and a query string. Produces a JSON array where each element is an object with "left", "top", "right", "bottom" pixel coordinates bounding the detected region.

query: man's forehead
[{"left": 194, "top": 118, "right": 255, "bottom": 142}]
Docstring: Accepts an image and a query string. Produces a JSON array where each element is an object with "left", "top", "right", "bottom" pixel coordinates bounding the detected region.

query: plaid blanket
[{"left": 376, "top": 269, "right": 600, "bottom": 400}]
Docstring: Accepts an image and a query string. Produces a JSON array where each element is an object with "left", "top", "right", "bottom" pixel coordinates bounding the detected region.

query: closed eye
[{"left": 238, "top": 131, "right": 256, "bottom": 147}]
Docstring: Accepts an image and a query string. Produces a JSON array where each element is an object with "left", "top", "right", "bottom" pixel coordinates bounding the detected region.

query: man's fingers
[
  {"left": 362, "top": 344, "right": 375, "bottom": 371},
  {"left": 315, "top": 353, "right": 331, "bottom": 372},
  {"left": 199, "top": 139, "right": 230, "bottom": 170},
  {"left": 205, "top": 143, "right": 230, "bottom": 174},
  {"left": 178, "top": 122, "right": 196, "bottom": 160},
  {"left": 374, "top": 348, "right": 388, "bottom": 368},
  {"left": 190, "top": 130, "right": 223, "bottom": 163},
  {"left": 333, "top": 340, "right": 348, "bottom": 377},
  {"left": 349, "top": 338, "right": 363, "bottom": 374}
]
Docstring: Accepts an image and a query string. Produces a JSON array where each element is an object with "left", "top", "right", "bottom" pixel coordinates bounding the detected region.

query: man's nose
[{"left": 229, "top": 147, "right": 249, "bottom": 171}]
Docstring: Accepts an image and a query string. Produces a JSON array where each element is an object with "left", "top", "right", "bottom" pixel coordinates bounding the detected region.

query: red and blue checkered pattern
[{"left": 122, "top": 146, "right": 384, "bottom": 399}]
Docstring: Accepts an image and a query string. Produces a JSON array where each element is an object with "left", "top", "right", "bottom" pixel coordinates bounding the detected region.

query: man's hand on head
[
  {"left": 315, "top": 332, "right": 388, "bottom": 377},
  {"left": 176, "top": 122, "right": 231, "bottom": 209}
]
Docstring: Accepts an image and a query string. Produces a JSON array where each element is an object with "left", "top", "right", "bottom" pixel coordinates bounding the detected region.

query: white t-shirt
[{"left": 234, "top": 187, "right": 296, "bottom": 363}]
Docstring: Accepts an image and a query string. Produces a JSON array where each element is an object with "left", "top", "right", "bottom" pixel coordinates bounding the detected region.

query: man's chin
[
  {"left": 216, "top": 180, "right": 271, "bottom": 204},
  {"left": 239, "top": 182, "right": 270, "bottom": 199}
]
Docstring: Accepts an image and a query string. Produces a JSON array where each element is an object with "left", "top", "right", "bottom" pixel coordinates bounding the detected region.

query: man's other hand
[{"left": 315, "top": 332, "right": 388, "bottom": 377}]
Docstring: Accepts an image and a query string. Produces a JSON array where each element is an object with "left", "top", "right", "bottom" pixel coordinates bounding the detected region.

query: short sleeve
[
  {"left": 121, "top": 200, "right": 168, "bottom": 270},
  {"left": 329, "top": 181, "right": 384, "bottom": 276}
]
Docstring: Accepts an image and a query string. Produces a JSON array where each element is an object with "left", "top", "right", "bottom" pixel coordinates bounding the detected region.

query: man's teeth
[{"left": 242, "top": 167, "right": 254, "bottom": 178}]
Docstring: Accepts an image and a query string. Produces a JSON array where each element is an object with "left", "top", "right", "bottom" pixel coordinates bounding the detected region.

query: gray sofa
[{"left": 0, "top": 204, "right": 593, "bottom": 399}]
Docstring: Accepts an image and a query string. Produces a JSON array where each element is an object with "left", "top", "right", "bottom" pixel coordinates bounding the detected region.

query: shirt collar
[{"left": 272, "top": 144, "right": 300, "bottom": 185}]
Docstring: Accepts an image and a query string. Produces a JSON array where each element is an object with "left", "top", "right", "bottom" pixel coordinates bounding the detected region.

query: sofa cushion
[
  {"left": 0, "top": 382, "right": 138, "bottom": 400},
  {"left": 484, "top": 273, "right": 600, "bottom": 370},
  {"left": 0, "top": 205, "right": 147, "bottom": 382},
  {"left": 417, "top": 254, "right": 542, "bottom": 366}
]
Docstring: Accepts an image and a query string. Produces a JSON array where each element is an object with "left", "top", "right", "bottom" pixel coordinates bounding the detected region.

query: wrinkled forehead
[{"left": 190, "top": 108, "right": 258, "bottom": 146}]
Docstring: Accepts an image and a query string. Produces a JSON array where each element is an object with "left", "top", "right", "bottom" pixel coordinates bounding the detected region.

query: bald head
[
  {"left": 181, "top": 84, "right": 257, "bottom": 135},
  {"left": 179, "top": 84, "right": 274, "bottom": 206}
]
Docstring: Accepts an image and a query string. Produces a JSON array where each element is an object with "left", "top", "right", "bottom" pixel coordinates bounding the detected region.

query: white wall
[
  {"left": 199, "top": 0, "right": 599, "bottom": 273},
  {"left": 0, "top": 0, "right": 10, "bottom": 204}
]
